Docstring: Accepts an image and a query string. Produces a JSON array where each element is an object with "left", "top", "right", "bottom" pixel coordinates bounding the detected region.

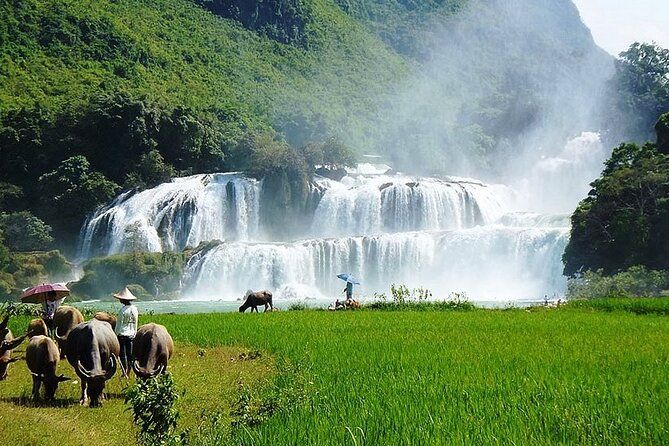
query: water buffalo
[
  {"left": 64, "top": 319, "right": 119, "bottom": 407},
  {"left": 27, "top": 318, "right": 48, "bottom": 338},
  {"left": 0, "top": 315, "right": 24, "bottom": 380},
  {"left": 26, "top": 335, "right": 70, "bottom": 400},
  {"left": 132, "top": 323, "right": 174, "bottom": 379},
  {"left": 239, "top": 290, "right": 273, "bottom": 313},
  {"left": 93, "top": 312, "right": 116, "bottom": 330},
  {"left": 53, "top": 306, "right": 84, "bottom": 357}
]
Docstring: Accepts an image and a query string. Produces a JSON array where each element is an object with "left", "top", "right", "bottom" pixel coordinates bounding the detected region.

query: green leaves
[
  {"left": 609, "top": 42, "right": 669, "bottom": 142},
  {"left": 125, "top": 372, "right": 186, "bottom": 446},
  {"left": 566, "top": 266, "right": 669, "bottom": 300},
  {"left": 37, "top": 155, "right": 120, "bottom": 236},
  {"left": 563, "top": 134, "right": 669, "bottom": 276},
  {"left": 0, "top": 211, "right": 53, "bottom": 252}
]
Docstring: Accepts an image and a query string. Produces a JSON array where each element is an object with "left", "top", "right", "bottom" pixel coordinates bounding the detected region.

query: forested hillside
[{"left": 0, "top": 0, "right": 651, "bottom": 257}]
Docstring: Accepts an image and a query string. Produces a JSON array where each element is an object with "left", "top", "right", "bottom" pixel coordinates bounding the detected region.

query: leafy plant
[
  {"left": 124, "top": 372, "right": 188, "bottom": 446},
  {"left": 0, "top": 212, "right": 54, "bottom": 252},
  {"left": 368, "top": 285, "right": 475, "bottom": 311},
  {"left": 566, "top": 266, "right": 669, "bottom": 300}
]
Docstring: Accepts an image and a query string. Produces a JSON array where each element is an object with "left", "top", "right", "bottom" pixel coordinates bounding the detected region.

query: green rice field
[{"left": 2, "top": 304, "right": 668, "bottom": 445}]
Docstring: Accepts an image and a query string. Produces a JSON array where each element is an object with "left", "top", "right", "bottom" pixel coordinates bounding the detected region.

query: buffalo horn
[
  {"left": 54, "top": 328, "right": 66, "bottom": 341},
  {"left": 150, "top": 364, "right": 166, "bottom": 377},
  {"left": 76, "top": 360, "right": 92, "bottom": 379},
  {"left": 57, "top": 374, "right": 71, "bottom": 382},
  {"left": 0, "top": 335, "right": 26, "bottom": 353},
  {"left": 104, "top": 354, "right": 117, "bottom": 380},
  {"left": 132, "top": 360, "right": 142, "bottom": 376}
]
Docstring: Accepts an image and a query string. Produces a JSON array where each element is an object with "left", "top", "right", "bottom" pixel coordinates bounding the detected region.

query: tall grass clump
[{"left": 367, "top": 284, "right": 476, "bottom": 311}]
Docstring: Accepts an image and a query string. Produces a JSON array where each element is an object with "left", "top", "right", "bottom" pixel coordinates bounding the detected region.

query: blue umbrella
[{"left": 337, "top": 273, "right": 360, "bottom": 285}]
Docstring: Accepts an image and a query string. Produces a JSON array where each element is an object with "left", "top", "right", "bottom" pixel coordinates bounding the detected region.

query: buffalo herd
[{"left": 0, "top": 306, "right": 174, "bottom": 407}]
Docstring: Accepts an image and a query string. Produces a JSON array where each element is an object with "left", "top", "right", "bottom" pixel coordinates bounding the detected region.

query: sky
[{"left": 572, "top": 0, "right": 669, "bottom": 55}]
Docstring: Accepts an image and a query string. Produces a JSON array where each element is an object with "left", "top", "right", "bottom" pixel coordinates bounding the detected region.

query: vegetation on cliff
[{"left": 563, "top": 114, "right": 669, "bottom": 275}]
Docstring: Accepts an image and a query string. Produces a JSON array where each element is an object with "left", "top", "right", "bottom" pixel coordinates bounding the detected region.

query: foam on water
[
  {"left": 183, "top": 225, "right": 568, "bottom": 301},
  {"left": 77, "top": 173, "right": 260, "bottom": 259}
]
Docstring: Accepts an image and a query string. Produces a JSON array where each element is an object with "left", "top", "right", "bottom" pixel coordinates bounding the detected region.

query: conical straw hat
[{"left": 112, "top": 287, "right": 137, "bottom": 301}]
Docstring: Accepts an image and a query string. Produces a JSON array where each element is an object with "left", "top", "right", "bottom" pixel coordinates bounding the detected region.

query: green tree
[
  {"left": 38, "top": 156, "right": 120, "bottom": 241},
  {"left": 0, "top": 183, "right": 23, "bottom": 211},
  {"left": 0, "top": 212, "right": 54, "bottom": 252},
  {"left": 656, "top": 113, "right": 669, "bottom": 154},
  {"left": 563, "top": 137, "right": 669, "bottom": 275},
  {"left": 609, "top": 42, "right": 669, "bottom": 142},
  {"left": 125, "top": 150, "right": 177, "bottom": 189}
]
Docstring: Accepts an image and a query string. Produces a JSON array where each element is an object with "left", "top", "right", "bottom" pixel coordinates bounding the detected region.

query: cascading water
[
  {"left": 78, "top": 163, "right": 575, "bottom": 302},
  {"left": 77, "top": 173, "right": 261, "bottom": 259},
  {"left": 183, "top": 226, "right": 569, "bottom": 301},
  {"left": 310, "top": 176, "right": 514, "bottom": 237}
]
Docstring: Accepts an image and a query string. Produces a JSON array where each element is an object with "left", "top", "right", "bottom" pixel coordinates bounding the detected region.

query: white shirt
[{"left": 115, "top": 304, "right": 138, "bottom": 337}]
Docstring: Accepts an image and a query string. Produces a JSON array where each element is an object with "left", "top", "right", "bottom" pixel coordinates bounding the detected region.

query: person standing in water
[{"left": 113, "top": 287, "right": 138, "bottom": 377}]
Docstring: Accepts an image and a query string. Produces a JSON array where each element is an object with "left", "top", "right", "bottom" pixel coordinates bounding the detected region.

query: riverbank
[
  {"left": 70, "top": 296, "right": 555, "bottom": 314},
  {"left": 2, "top": 302, "right": 667, "bottom": 445}
]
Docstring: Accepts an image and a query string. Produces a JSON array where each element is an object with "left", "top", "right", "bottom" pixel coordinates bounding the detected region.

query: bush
[
  {"left": 566, "top": 266, "right": 669, "bottom": 300},
  {"left": 125, "top": 373, "right": 187, "bottom": 446},
  {"left": 566, "top": 297, "right": 669, "bottom": 315},
  {"left": 124, "top": 150, "right": 177, "bottom": 190},
  {"left": 70, "top": 252, "right": 185, "bottom": 300}
]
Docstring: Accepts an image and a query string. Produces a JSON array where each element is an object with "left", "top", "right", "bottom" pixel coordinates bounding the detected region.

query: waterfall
[
  {"left": 78, "top": 173, "right": 513, "bottom": 259},
  {"left": 77, "top": 167, "right": 574, "bottom": 302},
  {"left": 311, "top": 175, "right": 514, "bottom": 237},
  {"left": 77, "top": 173, "right": 261, "bottom": 259},
  {"left": 183, "top": 226, "right": 569, "bottom": 301}
]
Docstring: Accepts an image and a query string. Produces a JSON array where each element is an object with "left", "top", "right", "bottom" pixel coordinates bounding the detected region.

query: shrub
[
  {"left": 124, "top": 373, "right": 187, "bottom": 446},
  {"left": 367, "top": 285, "right": 476, "bottom": 311},
  {"left": 566, "top": 266, "right": 669, "bottom": 300},
  {"left": 70, "top": 252, "right": 185, "bottom": 300}
]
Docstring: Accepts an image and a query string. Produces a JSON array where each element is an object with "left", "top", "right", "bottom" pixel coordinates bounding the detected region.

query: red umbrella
[{"left": 20, "top": 283, "right": 70, "bottom": 304}]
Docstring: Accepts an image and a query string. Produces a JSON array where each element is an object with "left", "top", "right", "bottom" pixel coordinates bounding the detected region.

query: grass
[
  {"left": 2, "top": 304, "right": 669, "bottom": 445},
  {"left": 565, "top": 297, "right": 669, "bottom": 315},
  {"left": 0, "top": 341, "right": 274, "bottom": 446}
]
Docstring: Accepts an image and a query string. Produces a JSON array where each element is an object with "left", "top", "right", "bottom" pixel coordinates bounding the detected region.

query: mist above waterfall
[{"left": 371, "top": 0, "right": 614, "bottom": 214}]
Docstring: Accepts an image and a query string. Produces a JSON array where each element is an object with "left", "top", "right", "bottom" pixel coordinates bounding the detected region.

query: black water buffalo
[
  {"left": 239, "top": 290, "right": 273, "bottom": 313},
  {"left": 64, "top": 319, "right": 119, "bottom": 407},
  {"left": 27, "top": 318, "right": 48, "bottom": 338},
  {"left": 93, "top": 312, "right": 117, "bottom": 330},
  {"left": 0, "top": 315, "right": 24, "bottom": 380},
  {"left": 26, "top": 335, "right": 70, "bottom": 400},
  {"left": 54, "top": 306, "right": 84, "bottom": 356},
  {"left": 132, "top": 323, "right": 174, "bottom": 379}
]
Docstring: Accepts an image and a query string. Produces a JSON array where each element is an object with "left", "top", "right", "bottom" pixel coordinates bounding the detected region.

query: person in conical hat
[{"left": 113, "top": 287, "right": 138, "bottom": 377}]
